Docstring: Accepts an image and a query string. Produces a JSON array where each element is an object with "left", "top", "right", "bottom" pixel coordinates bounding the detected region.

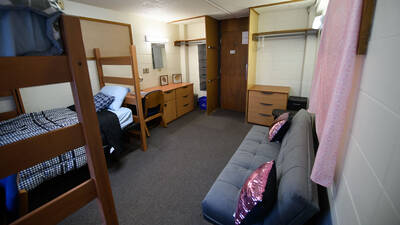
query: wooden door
[
  {"left": 220, "top": 17, "right": 248, "bottom": 112},
  {"left": 205, "top": 16, "right": 219, "bottom": 114}
]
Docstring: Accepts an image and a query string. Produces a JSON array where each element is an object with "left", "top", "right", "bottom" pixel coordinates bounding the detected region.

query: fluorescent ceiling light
[
  {"left": 145, "top": 35, "right": 168, "bottom": 43},
  {"left": 312, "top": 15, "right": 324, "bottom": 29}
]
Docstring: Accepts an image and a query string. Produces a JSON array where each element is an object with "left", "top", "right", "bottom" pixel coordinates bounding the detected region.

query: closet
[
  {"left": 246, "top": 0, "right": 320, "bottom": 124},
  {"left": 170, "top": 16, "right": 219, "bottom": 114}
]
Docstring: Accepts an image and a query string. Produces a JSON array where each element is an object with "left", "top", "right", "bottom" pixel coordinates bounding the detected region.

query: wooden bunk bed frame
[
  {"left": 0, "top": 15, "right": 119, "bottom": 225},
  {"left": 94, "top": 47, "right": 148, "bottom": 151}
]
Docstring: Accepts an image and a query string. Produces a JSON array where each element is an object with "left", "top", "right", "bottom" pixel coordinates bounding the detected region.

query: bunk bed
[{"left": 0, "top": 14, "right": 119, "bottom": 225}]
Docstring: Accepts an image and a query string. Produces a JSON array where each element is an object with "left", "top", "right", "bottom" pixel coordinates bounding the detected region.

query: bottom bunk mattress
[{"left": 0, "top": 108, "right": 86, "bottom": 191}]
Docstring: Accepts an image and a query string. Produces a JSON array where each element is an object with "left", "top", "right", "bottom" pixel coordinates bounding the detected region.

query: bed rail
[{"left": 0, "top": 15, "right": 119, "bottom": 225}]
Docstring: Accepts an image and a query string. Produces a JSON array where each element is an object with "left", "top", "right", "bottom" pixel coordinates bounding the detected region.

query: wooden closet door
[{"left": 220, "top": 17, "right": 248, "bottom": 112}]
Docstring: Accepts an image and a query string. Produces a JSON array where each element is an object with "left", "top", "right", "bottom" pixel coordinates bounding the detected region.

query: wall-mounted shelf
[
  {"left": 253, "top": 28, "right": 319, "bottom": 41},
  {"left": 174, "top": 38, "right": 206, "bottom": 46}
]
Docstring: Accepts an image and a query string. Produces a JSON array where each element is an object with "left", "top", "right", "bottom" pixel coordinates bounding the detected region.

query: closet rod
[{"left": 253, "top": 28, "right": 318, "bottom": 40}]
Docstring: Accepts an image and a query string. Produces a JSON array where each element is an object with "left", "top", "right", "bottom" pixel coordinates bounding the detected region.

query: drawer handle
[
  {"left": 182, "top": 86, "right": 188, "bottom": 89},
  {"left": 183, "top": 95, "right": 189, "bottom": 98},
  {"left": 164, "top": 104, "right": 167, "bottom": 107},
  {"left": 261, "top": 91, "right": 273, "bottom": 95},
  {"left": 184, "top": 104, "right": 189, "bottom": 107},
  {"left": 260, "top": 103, "right": 273, "bottom": 106},
  {"left": 259, "top": 113, "right": 272, "bottom": 117},
  {"left": 165, "top": 91, "right": 172, "bottom": 94}
]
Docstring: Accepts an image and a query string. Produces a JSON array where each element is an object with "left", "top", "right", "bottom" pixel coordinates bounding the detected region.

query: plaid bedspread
[{"left": 0, "top": 108, "right": 86, "bottom": 191}]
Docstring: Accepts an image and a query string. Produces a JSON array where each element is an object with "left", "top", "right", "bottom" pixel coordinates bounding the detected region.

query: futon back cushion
[
  {"left": 93, "top": 92, "right": 114, "bottom": 112},
  {"left": 100, "top": 85, "right": 130, "bottom": 110},
  {"left": 268, "top": 112, "right": 291, "bottom": 142},
  {"left": 234, "top": 161, "right": 277, "bottom": 225}
]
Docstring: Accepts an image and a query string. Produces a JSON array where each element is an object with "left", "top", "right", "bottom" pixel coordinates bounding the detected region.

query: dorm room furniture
[
  {"left": 125, "top": 83, "right": 194, "bottom": 125},
  {"left": 202, "top": 109, "right": 319, "bottom": 225},
  {"left": 94, "top": 47, "right": 148, "bottom": 151},
  {"left": 247, "top": 85, "right": 290, "bottom": 126},
  {"left": 0, "top": 15, "right": 118, "bottom": 224}
]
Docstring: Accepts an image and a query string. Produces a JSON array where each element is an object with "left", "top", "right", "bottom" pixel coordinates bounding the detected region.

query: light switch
[{"left": 143, "top": 68, "right": 149, "bottom": 74}]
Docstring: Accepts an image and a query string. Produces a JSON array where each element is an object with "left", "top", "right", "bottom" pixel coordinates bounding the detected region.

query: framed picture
[
  {"left": 160, "top": 75, "right": 169, "bottom": 86},
  {"left": 172, "top": 74, "right": 182, "bottom": 84}
]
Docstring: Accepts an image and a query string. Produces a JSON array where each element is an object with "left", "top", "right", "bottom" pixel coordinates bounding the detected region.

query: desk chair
[{"left": 132, "top": 90, "right": 166, "bottom": 136}]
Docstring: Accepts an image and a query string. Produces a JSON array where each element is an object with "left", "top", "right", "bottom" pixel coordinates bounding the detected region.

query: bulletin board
[{"left": 79, "top": 17, "right": 133, "bottom": 59}]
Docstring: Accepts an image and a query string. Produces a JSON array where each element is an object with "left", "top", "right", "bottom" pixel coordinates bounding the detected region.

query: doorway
[{"left": 220, "top": 17, "right": 248, "bottom": 112}]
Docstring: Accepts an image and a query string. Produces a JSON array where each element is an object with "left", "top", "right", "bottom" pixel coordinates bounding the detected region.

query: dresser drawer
[
  {"left": 177, "top": 93, "right": 193, "bottom": 105},
  {"left": 163, "top": 90, "right": 175, "bottom": 102},
  {"left": 176, "top": 85, "right": 193, "bottom": 98},
  {"left": 247, "top": 111, "right": 274, "bottom": 126},
  {"left": 177, "top": 101, "right": 193, "bottom": 117}
]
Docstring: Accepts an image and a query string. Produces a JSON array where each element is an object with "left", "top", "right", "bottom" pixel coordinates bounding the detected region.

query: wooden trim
[
  {"left": 79, "top": 16, "right": 133, "bottom": 45},
  {"left": 130, "top": 45, "right": 148, "bottom": 151},
  {"left": 357, "top": 0, "right": 376, "bottom": 55},
  {"left": 13, "top": 89, "right": 25, "bottom": 114},
  {"left": 168, "top": 15, "right": 205, "bottom": 24},
  {"left": 18, "top": 190, "right": 29, "bottom": 218},
  {"left": 86, "top": 56, "right": 96, "bottom": 60},
  {"left": 174, "top": 38, "right": 206, "bottom": 46},
  {"left": 252, "top": 28, "right": 317, "bottom": 40},
  {"left": 249, "top": 8, "right": 259, "bottom": 15},
  {"left": 62, "top": 15, "right": 119, "bottom": 224},
  {"left": 0, "top": 56, "right": 71, "bottom": 91},
  {"left": 0, "top": 110, "right": 18, "bottom": 121},
  {"left": 0, "top": 90, "right": 12, "bottom": 97},
  {"left": 100, "top": 56, "right": 131, "bottom": 65},
  {"left": 94, "top": 48, "right": 105, "bottom": 88},
  {"left": 103, "top": 77, "right": 135, "bottom": 85},
  {"left": 11, "top": 179, "right": 97, "bottom": 225},
  {"left": 251, "top": 0, "right": 305, "bottom": 10},
  {"left": 0, "top": 124, "right": 85, "bottom": 178}
]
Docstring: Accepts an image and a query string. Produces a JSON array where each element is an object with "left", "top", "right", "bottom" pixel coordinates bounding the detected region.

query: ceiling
[{"left": 69, "top": 0, "right": 312, "bottom": 22}]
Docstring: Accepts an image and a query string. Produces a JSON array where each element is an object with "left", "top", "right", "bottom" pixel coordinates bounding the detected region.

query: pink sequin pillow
[
  {"left": 268, "top": 112, "right": 291, "bottom": 142},
  {"left": 234, "top": 161, "right": 277, "bottom": 225}
]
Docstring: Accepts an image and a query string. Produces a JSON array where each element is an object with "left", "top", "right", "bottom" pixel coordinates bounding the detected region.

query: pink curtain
[{"left": 309, "top": 0, "right": 364, "bottom": 187}]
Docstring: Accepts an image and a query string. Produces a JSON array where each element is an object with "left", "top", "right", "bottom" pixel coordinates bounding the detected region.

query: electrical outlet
[{"left": 143, "top": 68, "right": 149, "bottom": 74}]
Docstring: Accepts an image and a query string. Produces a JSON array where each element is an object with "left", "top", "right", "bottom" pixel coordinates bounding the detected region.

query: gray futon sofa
[{"left": 202, "top": 109, "right": 319, "bottom": 225}]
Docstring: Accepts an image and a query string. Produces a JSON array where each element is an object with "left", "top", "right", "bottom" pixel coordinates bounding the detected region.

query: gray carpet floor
[{"left": 60, "top": 108, "right": 252, "bottom": 225}]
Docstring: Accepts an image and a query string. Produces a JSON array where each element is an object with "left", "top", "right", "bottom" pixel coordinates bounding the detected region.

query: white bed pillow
[{"left": 100, "top": 85, "right": 130, "bottom": 110}]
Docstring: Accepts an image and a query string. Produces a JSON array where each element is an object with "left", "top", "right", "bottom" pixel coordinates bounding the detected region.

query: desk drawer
[
  {"left": 247, "top": 111, "right": 274, "bottom": 126},
  {"left": 177, "top": 101, "right": 193, "bottom": 117},
  {"left": 164, "top": 90, "right": 175, "bottom": 102},
  {"left": 176, "top": 85, "right": 193, "bottom": 98},
  {"left": 249, "top": 90, "right": 287, "bottom": 106},
  {"left": 177, "top": 92, "right": 193, "bottom": 105}
]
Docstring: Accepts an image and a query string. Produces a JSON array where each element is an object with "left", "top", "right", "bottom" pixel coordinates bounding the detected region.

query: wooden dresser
[
  {"left": 141, "top": 83, "right": 194, "bottom": 124},
  {"left": 247, "top": 85, "right": 290, "bottom": 126}
]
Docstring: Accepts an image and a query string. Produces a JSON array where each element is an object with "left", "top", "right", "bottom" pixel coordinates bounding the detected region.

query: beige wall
[
  {"left": 329, "top": 1, "right": 400, "bottom": 225},
  {"left": 16, "top": 0, "right": 181, "bottom": 113},
  {"left": 255, "top": 7, "right": 318, "bottom": 97}
]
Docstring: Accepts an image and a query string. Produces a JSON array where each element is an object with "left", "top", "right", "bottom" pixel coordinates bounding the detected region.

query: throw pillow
[
  {"left": 100, "top": 85, "right": 130, "bottom": 110},
  {"left": 268, "top": 112, "right": 291, "bottom": 142},
  {"left": 93, "top": 92, "right": 115, "bottom": 112},
  {"left": 234, "top": 161, "right": 277, "bottom": 225}
]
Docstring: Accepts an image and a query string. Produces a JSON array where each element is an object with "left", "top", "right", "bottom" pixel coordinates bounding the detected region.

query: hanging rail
[{"left": 253, "top": 28, "right": 319, "bottom": 41}]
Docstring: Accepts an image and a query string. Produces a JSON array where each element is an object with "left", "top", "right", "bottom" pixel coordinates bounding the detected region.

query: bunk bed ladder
[
  {"left": 0, "top": 15, "right": 119, "bottom": 225},
  {"left": 94, "top": 46, "right": 148, "bottom": 151}
]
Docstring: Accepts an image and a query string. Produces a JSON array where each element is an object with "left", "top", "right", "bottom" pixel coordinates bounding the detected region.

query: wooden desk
[
  {"left": 124, "top": 83, "right": 194, "bottom": 124},
  {"left": 247, "top": 85, "right": 290, "bottom": 126}
]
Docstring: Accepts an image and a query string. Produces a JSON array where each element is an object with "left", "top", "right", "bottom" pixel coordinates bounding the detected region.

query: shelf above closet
[
  {"left": 253, "top": 28, "right": 319, "bottom": 41},
  {"left": 174, "top": 38, "right": 206, "bottom": 46}
]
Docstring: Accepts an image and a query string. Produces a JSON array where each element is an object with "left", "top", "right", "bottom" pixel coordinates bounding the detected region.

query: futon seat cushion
[{"left": 202, "top": 125, "right": 280, "bottom": 225}]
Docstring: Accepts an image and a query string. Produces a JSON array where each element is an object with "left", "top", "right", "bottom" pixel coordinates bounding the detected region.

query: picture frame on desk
[
  {"left": 160, "top": 75, "right": 169, "bottom": 86},
  {"left": 172, "top": 74, "right": 182, "bottom": 84}
]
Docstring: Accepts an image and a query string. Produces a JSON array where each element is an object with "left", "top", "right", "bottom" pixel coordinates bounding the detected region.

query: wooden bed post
[
  {"left": 94, "top": 48, "right": 105, "bottom": 88},
  {"left": 61, "top": 16, "right": 119, "bottom": 224},
  {"left": 129, "top": 45, "right": 148, "bottom": 151}
]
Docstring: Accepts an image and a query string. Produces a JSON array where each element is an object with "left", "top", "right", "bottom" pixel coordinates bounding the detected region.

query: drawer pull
[
  {"left": 183, "top": 95, "right": 189, "bottom": 98},
  {"left": 164, "top": 104, "right": 167, "bottom": 107},
  {"left": 182, "top": 86, "right": 188, "bottom": 89},
  {"left": 184, "top": 104, "right": 189, "bottom": 107},
  {"left": 260, "top": 103, "right": 273, "bottom": 106},
  {"left": 165, "top": 91, "right": 172, "bottom": 94},
  {"left": 261, "top": 91, "right": 273, "bottom": 95},
  {"left": 258, "top": 113, "right": 272, "bottom": 117}
]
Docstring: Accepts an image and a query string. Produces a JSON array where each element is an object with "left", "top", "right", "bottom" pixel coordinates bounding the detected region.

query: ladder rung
[
  {"left": 100, "top": 56, "right": 131, "bottom": 65},
  {"left": 0, "top": 124, "right": 85, "bottom": 179}
]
